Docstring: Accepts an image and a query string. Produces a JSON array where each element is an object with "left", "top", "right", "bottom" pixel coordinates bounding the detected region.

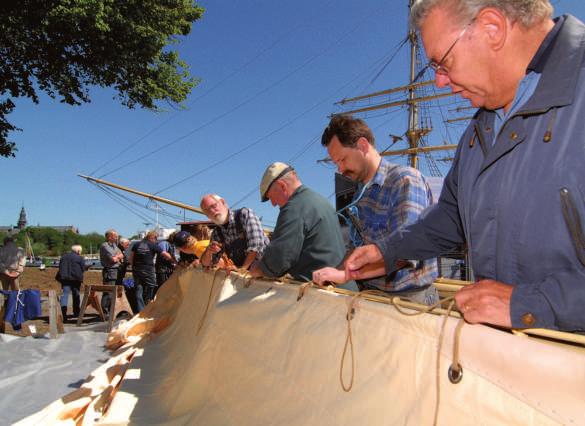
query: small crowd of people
[{"left": 54, "top": 229, "right": 178, "bottom": 321}]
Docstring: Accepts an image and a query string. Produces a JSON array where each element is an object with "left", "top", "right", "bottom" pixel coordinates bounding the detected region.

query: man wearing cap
[
  {"left": 199, "top": 194, "right": 269, "bottom": 270},
  {"left": 173, "top": 230, "right": 211, "bottom": 266},
  {"left": 249, "top": 162, "right": 345, "bottom": 282},
  {"left": 313, "top": 115, "right": 439, "bottom": 305}
]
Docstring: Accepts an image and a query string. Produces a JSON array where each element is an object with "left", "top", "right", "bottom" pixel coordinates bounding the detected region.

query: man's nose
[{"left": 435, "top": 73, "right": 450, "bottom": 89}]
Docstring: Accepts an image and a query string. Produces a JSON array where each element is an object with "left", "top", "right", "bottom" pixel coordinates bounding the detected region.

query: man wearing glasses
[
  {"left": 199, "top": 194, "right": 269, "bottom": 271},
  {"left": 313, "top": 115, "right": 438, "bottom": 305},
  {"left": 345, "top": 0, "right": 585, "bottom": 332}
]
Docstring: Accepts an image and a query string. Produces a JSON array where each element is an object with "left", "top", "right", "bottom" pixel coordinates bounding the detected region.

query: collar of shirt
[
  {"left": 357, "top": 158, "right": 391, "bottom": 193},
  {"left": 220, "top": 210, "right": 236, "bottom": 229},
  {"left": 493, "top": 71, "right": 541, "bottom": 144}
]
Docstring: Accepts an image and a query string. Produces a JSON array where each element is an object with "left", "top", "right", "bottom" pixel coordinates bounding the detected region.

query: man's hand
[
  {"left": 248, "top": 264, "right": 263, "bottom": 278},
  {"left": 344, "top": 245, "right": 386, "bottom": 281},
  {"left": 207, "top": 241, "right": 222, "bottom": 254},
  {"left": 455, "top": 279, "right": 513, "bottom": 328},
  {"left": 2, "top": 270, "right": 19, "bottom": 278},
  {"left": 312, "top": 267, "right": 345, "bottom": 286}
]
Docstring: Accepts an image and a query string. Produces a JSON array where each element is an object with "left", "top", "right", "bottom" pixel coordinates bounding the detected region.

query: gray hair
[
  {"left": 410, "top": 0, "right": 553, "bottom": 29},
  {"left": 199, "top": 194, "right": 225, "bottom": 210},
  {"left": 71, "top": 245, "right": 83, "bottom": 254},
  {"left": 104, "top": 229, "right": 117, "bottom": 239}
]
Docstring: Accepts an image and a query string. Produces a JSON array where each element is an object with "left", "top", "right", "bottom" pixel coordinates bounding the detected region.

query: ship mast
[
  {"left": 330, "top": 0, "right": 460, "bottom": 173},
  {"left": 407, "top": 0, "right": 423, "bottom": 169}
]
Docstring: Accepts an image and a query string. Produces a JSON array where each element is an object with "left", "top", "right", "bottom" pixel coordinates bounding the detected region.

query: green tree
[
  {"left": 32, "top": 241, "right": 48, "bottom": 256},
  {"left": 0, "top": 0, "right": 204, "bottom": 156}
]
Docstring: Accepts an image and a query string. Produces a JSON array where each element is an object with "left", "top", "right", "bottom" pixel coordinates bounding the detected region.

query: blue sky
[{"left": 1, "top": 0, "right": 584, "bottom": 237}]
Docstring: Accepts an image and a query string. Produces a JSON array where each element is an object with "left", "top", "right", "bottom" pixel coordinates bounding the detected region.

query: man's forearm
[
  {"left": 241, "top": 251, "right": 258, "bottom": 270},
  {"left": 200, "top": 249, "right": 213, "bottom": 267}
]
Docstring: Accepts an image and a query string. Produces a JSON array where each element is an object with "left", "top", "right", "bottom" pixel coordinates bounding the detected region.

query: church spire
[{"left": 17, "top": 205, "right": 27, "bottom": 229}]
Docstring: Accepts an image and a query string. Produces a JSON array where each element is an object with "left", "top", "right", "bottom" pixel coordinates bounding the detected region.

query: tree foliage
[
  {"left": 9, "top": 227, "right": 106, "bottom": 257},
  {"left": 0, "top": 0, "right": 204, "bottom": 156}
]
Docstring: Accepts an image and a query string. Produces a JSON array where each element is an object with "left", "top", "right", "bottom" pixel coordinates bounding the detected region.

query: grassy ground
[{"left": 2, "top": 267, "right": 108, "bottom": 336}]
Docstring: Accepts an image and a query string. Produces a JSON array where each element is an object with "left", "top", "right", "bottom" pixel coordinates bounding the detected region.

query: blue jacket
[
  {"left": 58, "top": 251, "right": 85, "bottom": 282},
  {"left": 378, "top": 15, "right": 585, "bottom": 331}
]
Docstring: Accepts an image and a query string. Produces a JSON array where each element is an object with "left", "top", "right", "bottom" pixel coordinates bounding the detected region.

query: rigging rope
[
  {"left": 96, "top": 6, "right": 383, "bottom": 181},
  {"left": 89, "top": 0, "right": 340, "bottom": 177}
]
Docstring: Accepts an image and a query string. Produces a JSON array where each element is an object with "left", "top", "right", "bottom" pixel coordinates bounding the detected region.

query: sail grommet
[{"left": 448, "top": 364, "right": 463, "bottom": 384}]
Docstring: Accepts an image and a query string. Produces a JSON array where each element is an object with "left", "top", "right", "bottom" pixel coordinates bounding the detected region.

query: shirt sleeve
[
  {"left": 511, "top": 268, "right": 585, "bottom": 330},
  {"left": 17, "top": 248, "right": 26, "bottom": 273},
  {"left": 259, "top": 206, "right": 304, "bottom": 277},
  {"left": 386, "top": 172, "right": 433, "bottom": 235},
  {"left": 377, "top": 147, "right": 466, "bottom": 272},
  {"left": 241, "top": 208, "right": 267, "bottom": 253}
]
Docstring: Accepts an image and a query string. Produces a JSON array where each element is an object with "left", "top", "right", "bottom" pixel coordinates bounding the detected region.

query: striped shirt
[{"left": 350, "top": 159, "right": 438, "bottom": 292}]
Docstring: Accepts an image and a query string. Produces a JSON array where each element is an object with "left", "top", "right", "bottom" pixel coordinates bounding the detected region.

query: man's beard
[{"left": 210, "top": 210, "right": 228, "bottom": 225}]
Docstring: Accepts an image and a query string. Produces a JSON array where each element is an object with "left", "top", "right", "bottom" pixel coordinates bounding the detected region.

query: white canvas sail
[{"left": 19, "top": 269, "right": 585, "bottom": 425}]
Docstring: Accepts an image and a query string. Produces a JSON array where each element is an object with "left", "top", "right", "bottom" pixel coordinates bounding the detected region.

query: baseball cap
[
  {"left": 260, "top": 162, "right": 294, "bottom": 202},
  {"left": 173, "top": 231, "right": 192, "bottom": 248}
]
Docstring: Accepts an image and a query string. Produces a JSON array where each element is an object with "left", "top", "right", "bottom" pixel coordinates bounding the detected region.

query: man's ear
[
  {"left": 277, "top": 179, "right": 287, "bottom": 192},
  {"left": 356, "top": 137, "right": 370, "bottom": 155},
  {"left": 475, "top": 7, "right": 507, "bottom": 51}
]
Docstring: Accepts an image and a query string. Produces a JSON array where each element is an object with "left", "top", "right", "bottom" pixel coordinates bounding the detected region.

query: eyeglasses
[{"left": 413, "top": 21, "right": 473, "bottom": 83}]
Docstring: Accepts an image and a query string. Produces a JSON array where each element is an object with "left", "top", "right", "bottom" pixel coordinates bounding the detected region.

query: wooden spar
[
  {"left": 78, "top": 174, "right": 206, "bottom": 216},
  {"left": 335, "top": 80, "right": 435, "bottom": 105},
  {"left": 331, "top": 92, "right": 454, "bottom": 117},
  {"left": 381, "top": 144, "right": 458, "bottom": 157},
  {"left": 446, "top": 116, "right": 474, "bottom": 124}
]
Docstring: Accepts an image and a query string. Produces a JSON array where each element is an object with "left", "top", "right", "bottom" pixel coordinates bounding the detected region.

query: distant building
[
  {"left": 0, "top": 206, "right": 78, "bottom": 235},
  {"left": 17, "top": 206, "right": 27, "bottom": 229},
  {"left": 41, "top": 225, "right": 79, "bottom": 234}
]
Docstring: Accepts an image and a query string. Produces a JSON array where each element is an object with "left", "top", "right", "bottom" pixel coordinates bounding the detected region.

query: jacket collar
[{"left": 520, "top": 15, "right": 585, "bottom": 112}]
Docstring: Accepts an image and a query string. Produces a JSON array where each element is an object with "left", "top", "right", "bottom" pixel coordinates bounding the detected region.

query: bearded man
[{"left": 199, "top": 194, "right": 269, "bottom": 270}]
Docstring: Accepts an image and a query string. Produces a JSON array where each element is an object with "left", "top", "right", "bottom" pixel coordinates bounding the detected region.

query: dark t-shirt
[{"left": 132, "top": 240, "right": 162, "bottom": 275}]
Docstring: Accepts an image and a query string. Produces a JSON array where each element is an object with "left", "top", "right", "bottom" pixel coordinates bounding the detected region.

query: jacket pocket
[{"left": 559, "top": 186, "right": 585, "bottom": 266}]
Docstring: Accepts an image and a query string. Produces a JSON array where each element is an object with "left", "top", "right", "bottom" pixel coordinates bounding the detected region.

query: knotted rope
[{"left": 339, "top": 289, "right": 466, "bottom": 414}]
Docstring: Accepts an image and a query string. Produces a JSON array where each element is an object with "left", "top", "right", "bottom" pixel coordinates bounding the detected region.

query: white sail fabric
[{"left": 19, "top": 268, "right": 585, "bottom": 425}]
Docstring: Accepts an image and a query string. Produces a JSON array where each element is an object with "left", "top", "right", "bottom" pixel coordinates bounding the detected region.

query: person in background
[
  {"left": 115, "top": 238, "right": 131, "bottom": 286},
  {"left": 313, "top": 115, "right": 438, "bottom": 305},
  {"left": 57, "top": 245, "right": 86, "bottom": 321},
  {"left": 173, "top": 229, "right": 211, "bottom": 267},
  {"left": 199, "top": 194, "right": 269, "bottom": 271},
  {"left": 249, "top": 162, "right": 345, "bottom": 282},
  {"left": 155, "top": 232, "right": 177, "bottom": 291},
  {"left": 0, "top": 236, "right": 26, "bottom": 291},
  {"left": 99, "top": 229, "right": 123, "bottom": 315},
  {"left": 346, "top": 0, "right": 585, "bottom": 331},
  {"left": 128, "top": 231, "right": 173, "bottom": 312}
]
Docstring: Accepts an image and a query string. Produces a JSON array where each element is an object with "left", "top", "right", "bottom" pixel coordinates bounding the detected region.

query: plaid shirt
[
  {"left": 211, "top": 207, "right": 269, "bottom": 257},
  {"left": 352, "top": 159, "right": 438, "bottom": 292}
]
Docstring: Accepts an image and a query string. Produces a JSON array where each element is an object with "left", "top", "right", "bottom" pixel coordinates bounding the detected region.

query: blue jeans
[
  {"left": 132, "top": 271, "right": 156, "bottom": 313},
  {"left": 60, "top": 280, "right": 81, "bottom": 317}
]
